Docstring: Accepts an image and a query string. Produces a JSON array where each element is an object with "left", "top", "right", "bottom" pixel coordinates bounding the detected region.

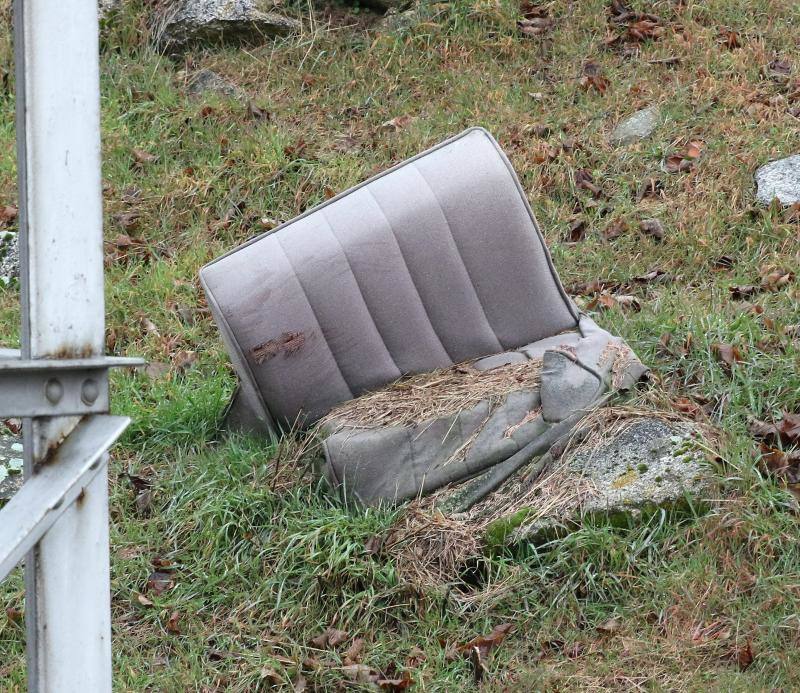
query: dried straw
[{"left": 318, "top": 358, "right": 543, "bottom": 430}]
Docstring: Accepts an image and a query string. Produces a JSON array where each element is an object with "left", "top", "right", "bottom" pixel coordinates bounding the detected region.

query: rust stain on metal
[{"left": 250, "top": 331, "right": 307, "bottom": 364}]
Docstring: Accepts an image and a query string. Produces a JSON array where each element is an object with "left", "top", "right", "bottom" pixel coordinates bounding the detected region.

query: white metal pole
[{"left": 14, "top": 0, "right": 112, "bottom": 689}]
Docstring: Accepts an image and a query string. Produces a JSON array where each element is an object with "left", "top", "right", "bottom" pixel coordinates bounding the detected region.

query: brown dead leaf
[
  {"left": 113, "top": 210, "right": 140, "bottom": 232},
  {"left": 718, "top": 28, "right": 742, "bottom": 49},
  {"left": 143, "top": 362, "right": 170, "bottom": 380},
  {"left": 565, "top": 218, "right": 587, "bottom": 243},
  {"left": 458, "top": 623, "right": 514, "bottom": 660},
  {"left": 146, "top": 571, "right": 174, "bottom": 595},
  {"left": 0, "top": 204, "right": 18, "bottom": 226},
  {"left": 575, "top": 168, "right": 602, "bottom": 197},
  {"left": 711, "top": 343, "right": 745, "bottom": 368},
  {"left": 247, "top": 101, "right": 271, "bottom": 121},
  {"left": 602, "top": 219, "right": 628, "bottom": 240},
  {"left": 166, "top": 610, "right": 181, "bottom": 635},
  {"left": 580, "top": 60, "right": 610, "bottom": 94},
  {"left": 136, "top": 592, "right": 154, "bottom": 607},
  {"left": 760, "top": 269, "right": 794, "bottom": 291},
  {"left": 377, "top": 670, "right": 413, "bottom": 691},
  {"left": 380, "top": 115, "right": 413, "bottom": 132},
  {"left": 735, "top": 639, "right": 755, "bottom": 671},
  {"left": 172, "top": 350, "right": 197, "bottom": 373},
  {"left": 341, "top": 663, "right": 380, "bottom": 685},
  {"left": 636, "top": 176, "right": 663, "bottom": 201},
  {"left": 665, "top": 140, "right": 704, "bottom": 173},
  {"left": 343, "top": 637, "right": 366, "bottom": 664},
  {"left": 310, "top": 627, "right": 349, "bottom": 649},
  {"left": 518, "top": 16, "right": 553, "bottom": 38},
  {"left": 132, "top": 148, "right": 157, "bottom": 166},
  {"left": 729, "top": 284, "right": 761, "bottom": 300},
  {"left": 596, "top": 617, "right": 622, "bottom": 635}
]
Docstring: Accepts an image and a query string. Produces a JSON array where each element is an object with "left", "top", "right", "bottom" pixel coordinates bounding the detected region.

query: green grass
[{"left": 2, "top": 0, "right": 800, "bottom": 689}]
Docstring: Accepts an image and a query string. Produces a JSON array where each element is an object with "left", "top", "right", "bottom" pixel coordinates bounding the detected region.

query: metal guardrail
[{"left": 0, "top": 1, "right": 139, "bottom": 689}]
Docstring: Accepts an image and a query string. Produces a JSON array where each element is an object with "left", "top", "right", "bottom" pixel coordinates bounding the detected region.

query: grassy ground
[{"left": 1, "top": 0, "right": 800, "bottom": 689}]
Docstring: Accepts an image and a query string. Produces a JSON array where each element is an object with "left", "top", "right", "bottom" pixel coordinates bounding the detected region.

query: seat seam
[
  {"left": 319, "top": 208, "right": 403, "bottom": 381},
  {"left": 411, "top": 162, "right": 505, "bottom": 353},
  {"left": 274, "top": 234, "right": 355, "bottom": 399},
  {"left": 363, "top": 187, "right": 454, "bottom": 363}
]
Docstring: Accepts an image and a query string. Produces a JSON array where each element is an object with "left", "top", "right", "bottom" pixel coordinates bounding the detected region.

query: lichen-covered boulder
[
  {"left": 483, "top": 416, "right": 715, "bottom": 546},
  {"left": 154, "top": 0, "right": 301, "bottom": 53}
]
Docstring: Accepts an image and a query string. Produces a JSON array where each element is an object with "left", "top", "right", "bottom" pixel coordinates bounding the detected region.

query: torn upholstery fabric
[{"left": 200, "top": 127, "right": 648, "bottom": 505}]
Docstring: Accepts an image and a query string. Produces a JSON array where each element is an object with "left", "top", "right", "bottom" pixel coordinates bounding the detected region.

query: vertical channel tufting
[
  {"left": 410, "top": 162, "right": 503, "bottom": 354},
  {"left": 319, "top": 209, "right": 403, "bottom": 384},
  {"left": 273, "top": 233, "right": 355, "bottom": 400},
  {"left": 363, "top": 186, "right": 455, "bottom": 363}
]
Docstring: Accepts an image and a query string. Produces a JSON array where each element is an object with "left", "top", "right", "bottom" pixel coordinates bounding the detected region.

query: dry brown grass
[{"left": 318, "top": 357, "right": 543, "bottom": 430}]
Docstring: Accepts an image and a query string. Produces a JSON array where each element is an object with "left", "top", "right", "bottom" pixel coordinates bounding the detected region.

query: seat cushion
[{"left": 201, "top": 128, "right": 579, "bottom": 430}]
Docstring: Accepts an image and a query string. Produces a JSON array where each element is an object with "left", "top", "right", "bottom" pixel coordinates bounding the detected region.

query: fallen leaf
[
  {"left": 458, "top": 623, "right": 514, "bottom": 659},
  {"left": 146, "top": 571, "right": 174, "bottom": 595},
  {"left": 132, "top": 148, "right": 157, "bottom": 165},
  {"left": 575, "top": 168, "right": 601, "bottom": 197},
  {"left": 172, "top": 350, "right": 197, "bottom": 373},
  {"left": 0, "top": 204, "right": 18, "bottom": 226},
  {"left": 580, "top": 60, "right": 610, "bottom": 94},
  {"left": 518, "top": 16, "right": 553, "bottom": 38},
  {"left": 636, "top": 177, "right": 663, "bottom": 201},
  {"left": 6, "top": 607, "right": 22, "bottom": 622},
  {"left": 144, "top": 362, "right": 170, "bottom": 380},
  {"left": 343, "top": 637, "right": 366, "bottom": 664},
  {"left": 596, "top": 617, "right": 622, "bottom": 635},
  {"left": 711, "top": 343, "right": 744, "bottom": 368},
  {"left": 341, "top": 663, "right": 380, "bottom": 684},
  {"left": 736, "top": 639, "right": 754, "bottom": 670},
  {"left": 166, "top": 610, "right": 181, "bottom": 634},
  {"left": 377, "top": 670, "right": 413, "bottom": 691},
  {"left": 602, "top": 219, "right": 628, "bottom": 240},
  {"left": 380, "top": 115, "right": 413, "bottom": 132},
  {"left": 311, "top": 627, "right": 349, "bottom": 649},
  {"left": 729, "top": 284, "right": 761, "bottom": 300},
  {"left": 565, "top": 218, "right": 587, "bottom": 243},
  {"left": 718, "top": 27, "right": 741, "bottom": 49},
  {"left": 247, "top": 101, "right": 271, "bottom": 121},
  {"left": 136, "top": 592, "right": 154, "bottom": 607}
]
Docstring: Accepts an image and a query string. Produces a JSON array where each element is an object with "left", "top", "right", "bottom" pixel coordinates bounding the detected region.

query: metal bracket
[
  {"left": 0, "top": 415, "right": 130, "bottom": 581},
  {"left": 0, "top": 353, "right": 144, "bottom": 418}
]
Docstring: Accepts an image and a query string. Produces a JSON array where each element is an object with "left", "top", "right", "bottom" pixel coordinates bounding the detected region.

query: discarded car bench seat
[{"left": 200, "top": 127, "right": 648, "bottom": 505}]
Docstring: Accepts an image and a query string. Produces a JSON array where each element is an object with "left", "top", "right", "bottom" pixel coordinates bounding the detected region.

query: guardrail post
[{"left": 13, "top": 0, "right": 112, "bottom": 689}]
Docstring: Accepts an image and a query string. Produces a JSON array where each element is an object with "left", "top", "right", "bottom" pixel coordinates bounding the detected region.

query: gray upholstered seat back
[{"left": 200, "top": 128, "right": 578, "bottom": 429}]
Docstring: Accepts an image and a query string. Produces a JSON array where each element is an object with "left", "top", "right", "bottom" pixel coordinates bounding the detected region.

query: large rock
[
  {"left": 154, "top": 0, "right": 301, "bottom": 53},
  {"left": 487, "top": 417, "right": 714, "bottom": 545},
  {"left": 0, "top": 433, "right": 24, "bottom": 501},
  {"left": 609, "top": 105, "right": 660, "bottom": 145},
  {"left": 0, "top": 231, "right": 19, "bottom": 287},
  {"left": 755, "top": 155, "right": 800, "bottom": 206}
]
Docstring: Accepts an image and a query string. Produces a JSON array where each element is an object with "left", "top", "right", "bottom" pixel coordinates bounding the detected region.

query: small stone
[
  {"left": 187, "top": 69, "right": 245, "bottom": 99},
  {"left": 379, "top": 8, "right": 416, "bottom": 32},
  {"left": 754, "top": 154, "right": 800, "bottom": 206},
  {"left": 0, "top": 231, "right": 19, "bottom": 287},
  {"left": 154, "top": 0, "right": 301, "bottom": 53},
  {"left": 0, "top": 435, "right": 24, "bottom": 501},
  {"left": 609, "top": 106, "right": 660, "bottom": 145}
]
